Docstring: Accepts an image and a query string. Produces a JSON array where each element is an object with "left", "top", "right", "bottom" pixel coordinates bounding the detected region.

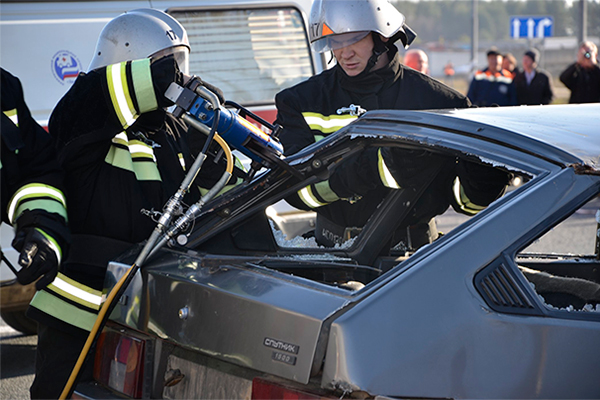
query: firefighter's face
[{"left": 333, "top": 33, "right": 375, "bottom": 76}]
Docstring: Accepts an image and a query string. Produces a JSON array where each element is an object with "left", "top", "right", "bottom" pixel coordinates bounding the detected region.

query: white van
[
  {"left": 1, "top": 0, "right": 322, "bottom": 125},
  {"left": 1, "top": 0, "right": 321, "bottom": 333}
]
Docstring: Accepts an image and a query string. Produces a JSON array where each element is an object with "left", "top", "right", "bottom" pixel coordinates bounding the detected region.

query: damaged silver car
[{"left": 75, "top": 103, "right": 600, "bottom": 400}]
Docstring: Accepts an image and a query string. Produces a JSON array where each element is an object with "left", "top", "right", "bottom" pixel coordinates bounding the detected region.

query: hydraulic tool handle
[
  {"left": 165, "top": 81, "right": 219, "bottom": 120},
  {"left": 195, "top": 85, "right": 221, "bottom": 113},
  {"left": 182, "top": 112, "right": 210, "bottom": 135}
]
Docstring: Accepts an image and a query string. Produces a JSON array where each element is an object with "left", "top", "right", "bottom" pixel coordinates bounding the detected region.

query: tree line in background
[{"left": 391, "top": 0, "right": 600, "bottom": 46}]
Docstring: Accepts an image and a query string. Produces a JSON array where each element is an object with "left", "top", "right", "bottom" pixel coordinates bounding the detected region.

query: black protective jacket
[
  {"left": 559, "top": 63, "right": 600, "bottom": 104},
  {"left": 275, "top": 47, "right": 479, "bottom": 246},
  {"left": 1, "top": 68, "right": 69, "bottom": 260},
  {"left": 27, "top": 57, "right": 238, "bottom": 334},
  {"left": 276, "top": 46, "right": 470, "bottom": 155},
  {"left": 515, "top": 68, "right": 554, "bottom": 105}
]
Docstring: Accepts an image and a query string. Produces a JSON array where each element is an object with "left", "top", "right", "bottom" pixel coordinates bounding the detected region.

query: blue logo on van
[{"left": 51, "top": 51, "right": 81, "bottom": 85}]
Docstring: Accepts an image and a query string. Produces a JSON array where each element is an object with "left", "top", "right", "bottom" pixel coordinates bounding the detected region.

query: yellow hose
[
  {"left": 213, "top": 133, "right": 234, "bottom": 174},
  {"left": 59, "top": 264, "right": 135, "bottom": 399}
]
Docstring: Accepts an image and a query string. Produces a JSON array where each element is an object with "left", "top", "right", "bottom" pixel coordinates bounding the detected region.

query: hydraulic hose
[
  {"left": 148, "top": 133, "right": 233, "bottom": 259},
  {"left": 134, "top": 85, "right": 223, "bottom": 265},
  {"left": 59, "top": 261, "right": 139, "bottom": 399}
]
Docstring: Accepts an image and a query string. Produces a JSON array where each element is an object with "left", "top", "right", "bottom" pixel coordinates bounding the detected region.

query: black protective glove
[
  {"left": 457, "top": 159, "right": 512, "bottom": 207},
  {"left": 12, "top": 228, "right": 60, "bottom": 290},
  {"left": 151, "top": 56, "right": 226, "bottom": 108},
  {"left": 382, "top": 148, "right": 447, "bottom": 189},
  {"left": 151, "top": 56, "right": 185, "bottom": 109}
]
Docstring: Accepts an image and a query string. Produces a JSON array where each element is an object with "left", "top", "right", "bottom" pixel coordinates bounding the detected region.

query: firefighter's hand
[
  {"left": 457, "top": 159, "right": 511, "bottom": 206},
  {"left": 151, "top": 55, "right": 185, "bottom": 109},
  {"left": 382, "top": 148, "right": 444, "bottom": 189},
  {"left": 12, "top": 228, "right": 60, "bottom": 290},
  {"left": 182, "top": 74, "right": 225, "bottom": 105}
]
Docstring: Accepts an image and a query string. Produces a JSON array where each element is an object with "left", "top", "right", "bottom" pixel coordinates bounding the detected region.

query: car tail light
[
  {"left": 252, "top": 377, "right": 336, "bottom": 400},
  {"left": 93, "top": 325, "right": 148, "bottom": 398}
]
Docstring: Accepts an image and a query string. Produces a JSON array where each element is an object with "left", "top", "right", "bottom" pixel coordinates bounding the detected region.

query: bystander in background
[
  {"left": 514, "top": 48, "right": 554, "bottom": 105},
  {"left": 559, "top": 41, "right": 600, "bottom": 104},
  {"left": 403, "top": 48, "right": 429, "bottom": 75},
  {"left": 467, "top": 47, "right": 517, "bottom": 107},
  {"left": 502, "top": 52, "right": 519, "bottom": 78}
]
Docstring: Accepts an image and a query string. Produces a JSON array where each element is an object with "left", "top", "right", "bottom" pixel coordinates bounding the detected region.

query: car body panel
[
  {"left": 345, "top": 104, "right": 598, "bottom": 170},
  {"left": 437, "top": 104, "right": 600, "bottom": 169},
  {"left": 107, "top": 252, "right": 353, "bottom": 384},
  {"left": 322, "top": 169, "right": 600, "bottom": 399},
  {"left": 87, "top": 104, "right": 600, "bottom": 399}
]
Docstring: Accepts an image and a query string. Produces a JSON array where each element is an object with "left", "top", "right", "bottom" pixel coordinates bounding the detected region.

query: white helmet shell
[
  {"left": 88, "top": 8, "right": 190, "bottom": 72},
  {"left": 309, "top": 0, "right": 415, "bottom": 52}
]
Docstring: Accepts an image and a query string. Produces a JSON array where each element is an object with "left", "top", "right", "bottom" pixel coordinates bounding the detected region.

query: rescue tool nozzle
[{"left": 165, "top": 79, "right": 284, "bottom": 167}]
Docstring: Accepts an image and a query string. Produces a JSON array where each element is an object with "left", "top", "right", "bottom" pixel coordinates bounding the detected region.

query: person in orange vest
[
  {"left": 444, "top": 61, "right": 455, "bottom": 77},
  {"left": 467, "top": 47, "right": 517, "bottom": 107}
]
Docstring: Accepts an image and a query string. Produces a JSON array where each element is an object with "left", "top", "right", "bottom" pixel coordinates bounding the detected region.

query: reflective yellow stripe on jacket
[
  {"left": 3, "top": 108, "right": 19, "bottom": 126},
  {"left": 7, "top": 183, "right": 68, "bottom": 224},
  {"left": 452, "top": 177, "right": 487, "bottom": 215},
  {"left": 29, "top": 272, "right": 103, "bottom": 332},
  {"left": 105, "top": 132, "right": 161, "bottom": 181},
  {"left": 377, "top": 148, "right": 400, "bottom": 189},
  {"left": 297, "top": 180, "right": 340, "bottom": 209},
  {"left": 302, "top": 112, "right": 357, "bottom": 135},
  {"left": 106, "top": 59, "right": 157, "bottom": 130}
]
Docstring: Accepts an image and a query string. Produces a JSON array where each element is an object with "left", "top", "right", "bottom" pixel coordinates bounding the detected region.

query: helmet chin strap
[
  {"left": 369, "top": 34, "right": 389, "bottom": 71},
  {"left": 352, "top": 33, "right": 389, "bottom": 78}
]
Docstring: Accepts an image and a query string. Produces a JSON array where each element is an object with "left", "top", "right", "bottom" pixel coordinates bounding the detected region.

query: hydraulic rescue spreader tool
[
  {"left": 60, "top": 78, "right": 289, "bottom": 399},
  {"left": 165, "top": 76, "right": 286, "bottom": 170},
  {"left": 146, "top": 77, "right": 300, "bottom": 257}
]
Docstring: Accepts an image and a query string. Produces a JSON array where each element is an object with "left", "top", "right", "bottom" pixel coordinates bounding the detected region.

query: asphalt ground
[{"left": 0, "top": 320, "right": 35, "bottom": 400}]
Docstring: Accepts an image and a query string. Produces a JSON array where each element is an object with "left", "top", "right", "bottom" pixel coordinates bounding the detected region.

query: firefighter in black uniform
[
  {"left": 275, "top": 0, "right": 506, "bottom": 249},
  {"left": 1, "top": 68, "right": 70, "bottom": 291},
  {"left": 25, "top": 9, "right": 237, "bottom": 399}
]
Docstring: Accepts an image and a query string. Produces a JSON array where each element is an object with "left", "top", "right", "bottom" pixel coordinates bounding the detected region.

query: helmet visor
[
  {"left": 311, "top": 31, "right": 370, "bottom": 53},
  {"left": 150, "top": 45, "right": 190, "bottom": 75}
]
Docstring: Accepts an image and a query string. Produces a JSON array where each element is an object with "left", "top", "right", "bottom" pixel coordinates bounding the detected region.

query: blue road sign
[{"left": 510, "top": 16, "right": 553, "bottom": 39}]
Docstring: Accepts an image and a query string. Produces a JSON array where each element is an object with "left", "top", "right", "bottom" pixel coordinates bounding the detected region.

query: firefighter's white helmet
[
  {"left": 309, "top": 0, "right": 416, "bottom": 53},
  {"left": 88, "top": 8, "right": 190, "bottom": 73}
]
